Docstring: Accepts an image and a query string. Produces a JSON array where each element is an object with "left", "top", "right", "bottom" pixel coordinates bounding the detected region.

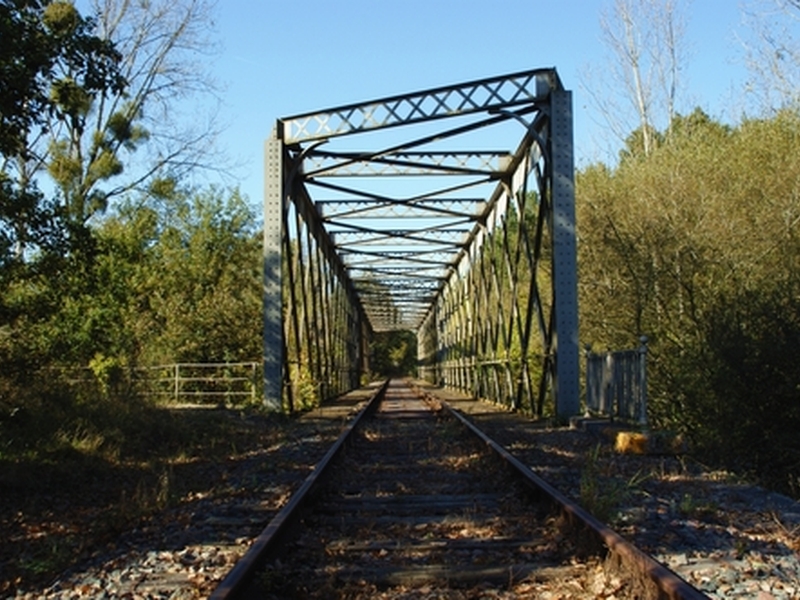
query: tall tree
[
  {"left": 0, "top": 0, "right": 124, "bottom": 157},
  {"left": 0, "top": 0, "right": 125, "bottom": 262},
  {"left": 585, "top": 0, "right": 688, "bottom": 158},
  {"left": 11, "top": 0, "right": 222, "bottom": 227},
  {"left": 741, "top": 0, "right": 800, "bottom": 110}
]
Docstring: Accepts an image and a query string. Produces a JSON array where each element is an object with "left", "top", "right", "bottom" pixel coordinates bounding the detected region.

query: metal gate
[{"left": 585, "top": 338, "right": 648, "bottom": 425}]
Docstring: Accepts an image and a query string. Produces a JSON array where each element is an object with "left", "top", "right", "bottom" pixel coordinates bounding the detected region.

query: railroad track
[{"left": 211, "top": 379, "right": 708, "bottom": 599}]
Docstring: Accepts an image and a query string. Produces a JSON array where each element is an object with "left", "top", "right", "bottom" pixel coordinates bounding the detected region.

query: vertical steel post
[
  {"left": 550, "top": 90, "right": 580, "bottom": 419},
  {"left": 638, "top": 335, "right": 649, "bottom": 427},
  {"left": 263, "top": 131, "right": 284, "bottom": 410}
]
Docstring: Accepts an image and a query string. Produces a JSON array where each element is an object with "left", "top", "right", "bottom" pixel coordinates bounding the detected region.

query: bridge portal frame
[{"left": 264, "top": 69, "right": 579, "bottom": 418}]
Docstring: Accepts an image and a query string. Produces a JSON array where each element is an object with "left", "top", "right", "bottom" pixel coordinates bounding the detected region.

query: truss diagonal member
[
  {"left": 352, "top": 262, "right": 447, "bottom": 273},
  {"left": 279, "top": 68, "right": 559, "bottom": 143},
  {"left": 341, "top": 252, "right": 450, "bottom": 266},
  {"left": 317, "top": 199, "right": 486, "bottom": 221},
  {"left": 353, "top": 270, "right": 447, "bottom": 283},
  {"left": 330, "top": 228, "right": 472, "bottom": 250},
  {"left": 310, "top": 178, "right": 495, "bottom": 220},
  {"left": 327, "top": 214, "right": 475, "bottom": 237},
  {"left": 332, "top": 231, "right": 468, "bottom": 250},
  {"left": 340, "top": 249, "right": 455, "bottom": 268}
]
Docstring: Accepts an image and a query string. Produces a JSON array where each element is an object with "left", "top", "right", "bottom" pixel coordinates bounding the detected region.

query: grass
[
  {"left": 676, "top": 492, "right": 718, "bottom": 519},
  {"left": 579, "top": 443, "right": 639, "bottom": 524},
  {"left": 0, "top": 376, "right": 287, "bottom": 595}
]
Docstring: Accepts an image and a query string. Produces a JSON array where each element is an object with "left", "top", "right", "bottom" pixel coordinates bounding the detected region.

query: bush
[{"left": 680, "top": 282, "right": 800, "bottom": 496}]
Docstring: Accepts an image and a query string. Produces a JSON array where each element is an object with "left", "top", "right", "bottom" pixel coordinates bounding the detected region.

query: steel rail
[
  {"left": 208, "top": 380, "right": 389, "bottom": 600},
  {"left": 439, "top": 399, "right": 709, "bottom": 600},
  {"left": 212, "top": 380, "right": 708, "bottom": 599}
]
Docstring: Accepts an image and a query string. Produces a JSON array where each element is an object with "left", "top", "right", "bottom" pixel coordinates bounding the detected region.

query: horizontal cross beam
[{"left": 304, "top": 151, "right": 510, "bottom": 177}]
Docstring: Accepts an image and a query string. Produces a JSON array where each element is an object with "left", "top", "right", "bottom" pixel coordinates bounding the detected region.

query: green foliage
[
  {"left": 619, "top": 124, "right": 663, "bottom": 163},
  {"left": 106, "top": 108, "right": 149, "bottom": 149},
  {"left": 0, "top": 185, "right": 263, "bottom": 506},
  {"left": 288, "top": 362, "right": 320, "bottom": 411},
  {"left": 138, "top": 187, "right": 261, "bottom": 364},
  {"left": 578, "top": 107, "right": 800, "bottom": 496},
  {"left": 689, "top": 282, "right": 800, "bottom": 493},
  {"left": 579, "top": 444, "right": 627, "bottom": 523},
  {"left": 0, "top": 175, "right": 71, "bottom": 270},
  {"left": 0, "top": 0, "right": 126, "bottom": 276},
  {"left": 50, "top": 76, "right": 92, "bottom": 117},
  {"left": 0, "top": 183, "right": 260, "bottom": 391},
  {"left": 0, "top": 0, "right": 124, "bottom": 157},
  {"left": 88, "top": 352, "right": 127, "bottom": 398},
  {"left": 371, "top": 330, "right": 417, "bottom": 377},
  {"left": 676, "top": 492, "right": 718, "bottom": 520},
  {"left": 42, "top": 1, "right": 81, "bottom": 37}
]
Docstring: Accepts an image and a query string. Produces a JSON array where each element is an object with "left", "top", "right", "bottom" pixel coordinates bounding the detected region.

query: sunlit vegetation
[
  {"left": 577, "top": 108, "right": 800, "bottom": 497},
  {"left": 371, "top": 330, "right": 417, "bottom": 377},
  {"left": 2, "top": 6, "right": 800, "bottom": 598}
]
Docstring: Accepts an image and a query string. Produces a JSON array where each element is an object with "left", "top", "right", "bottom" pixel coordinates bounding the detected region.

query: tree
[
  {"left": 371, "top": 330, "right": 417, "bottom": 377},
  {"left": 4, "top": 185, "right": 261, "bottom": 369},
  {"left": 577, "top": 108, "right": 800, "bottom": 495},
  {"left": 0, "top": 0, "right": 128, "bottom": 382},
  {"left": 7, "top": 0, "right": 222, "bottom": 228},
  {"left": 741, "top": 0, "right": 800, "bottom": 111},
  {"left": 0, "top": 0, "right": 125, "bottom": 263},
  {"left": 0, "top": 0, "right": 124, "bottom": 157},
  {"left": 584, "top": 0, "right": 688, "bottom": 158},
  {"left": 136, "top": 186, "right": 261, "bottom": 364}
]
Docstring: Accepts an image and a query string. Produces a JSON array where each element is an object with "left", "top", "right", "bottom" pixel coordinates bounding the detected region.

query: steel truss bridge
[{"left": 263, "top": 68, "right": 579, "bottom": 418}]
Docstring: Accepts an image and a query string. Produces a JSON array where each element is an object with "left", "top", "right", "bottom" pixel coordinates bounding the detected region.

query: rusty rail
[
  {"left": 441, "top": 400, "right": 708, "bottom": 600},
  {"left": 211, "top": 379, "right": 707, "bottom": 599},
  {"left": 209, "top": 379, "right": 389, "bottom": 600}
]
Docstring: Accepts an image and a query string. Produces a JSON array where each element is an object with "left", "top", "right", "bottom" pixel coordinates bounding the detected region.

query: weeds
[
  {"left": 0, "top": 375, "right": 283, "bottom": 594},
  {"left": 770, "top": 511, "right": 800, "bottom": 552},
  {"left": 114, "top": 464, "right": 175, "bottom": 525},
  {"left": 579, "top": 444, "right": 628, "bottom": 523},
  {"left": 55, "top": 423, "right": 117, "bottom": 460},
  {"left": 626, "top": 468, "right": 651, "bottom": 489},
  {"left": 17, "top": 537, "right": 77, "bottom": 579},
  {"left": 675, "top": 493, "right": 718, "bottom": 519}
]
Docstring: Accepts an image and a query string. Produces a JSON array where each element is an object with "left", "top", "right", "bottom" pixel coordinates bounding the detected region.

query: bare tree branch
[
  {"left": 741, "top": 0, "right": 800, "bottom": 112},
  {"left": 34, "top": 0, "right": 225, "bottom": 222},
  {"left": 650, "top": 0, "right": 687, "bottom": 136},
  {"left": 583, "top": 0, "right": 689, "bottom": 159}
]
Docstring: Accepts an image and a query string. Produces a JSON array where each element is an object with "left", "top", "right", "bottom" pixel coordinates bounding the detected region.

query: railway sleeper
[
  {"left": 245, "top": 385, "right": 618, "bottom": 597},
  {"left": 265, "top": 561, "right": 588, "bottom": 588},
  {"left": 215, "top": 380, "right": 707, "bottom": 599}
]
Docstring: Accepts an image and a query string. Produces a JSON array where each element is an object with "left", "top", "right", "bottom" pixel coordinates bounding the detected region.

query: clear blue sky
[{"left": 208, "top": 0, "right": 788, "bottom": 208}]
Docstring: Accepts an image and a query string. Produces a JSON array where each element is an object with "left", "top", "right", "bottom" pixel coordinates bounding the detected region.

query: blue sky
[{"left": 208, "top": 0, "right": 790, "bottom": 208}]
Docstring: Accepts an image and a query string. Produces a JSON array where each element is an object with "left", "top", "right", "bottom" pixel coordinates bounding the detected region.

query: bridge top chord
[{"left": 278, "top": 68, "right": 561, "bottom": 143}]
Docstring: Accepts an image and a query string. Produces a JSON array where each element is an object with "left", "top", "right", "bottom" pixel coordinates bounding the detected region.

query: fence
[
  {"left": 585, "top": 337, "right": 648, "bottom": 426},
  {"left": 137, "top": 362, "right": 261, "bottom": 403}
]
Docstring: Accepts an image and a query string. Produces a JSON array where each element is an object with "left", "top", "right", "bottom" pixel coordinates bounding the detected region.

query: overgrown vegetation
[
  {"left": 2, "top": 6, "right": 800, "bottom": 592},
  {"left": 578, "top": 108, "right": 800, "bottom": 497},
  {"left": 0, "top": 384, "right": 286, "bottom": 593},
  {"left": 579, "top": 444, "right": 626, "bottom": 523},
  {"left": 1, "top": 2, "right": 262, "bottom": 465},
  {"left": 370, "top": 330, "right": 418, "bottom": 377}
]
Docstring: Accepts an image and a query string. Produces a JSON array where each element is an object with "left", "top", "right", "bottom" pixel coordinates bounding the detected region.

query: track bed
[{"left": 247, "top": 381, "right": 622, "bottom": 598}]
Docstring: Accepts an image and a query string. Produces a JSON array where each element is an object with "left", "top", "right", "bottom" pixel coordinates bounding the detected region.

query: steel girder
[{"left": 264, "top": 68, "right": 579, "bottom": 417}]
